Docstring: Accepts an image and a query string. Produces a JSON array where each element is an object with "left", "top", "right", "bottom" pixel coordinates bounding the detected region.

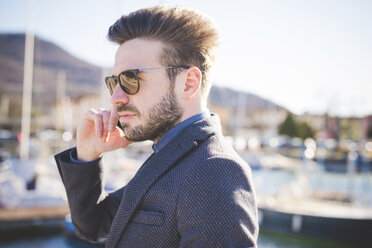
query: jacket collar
[{"left": 105, "top": 114, "right": 221, "bottom": 247}]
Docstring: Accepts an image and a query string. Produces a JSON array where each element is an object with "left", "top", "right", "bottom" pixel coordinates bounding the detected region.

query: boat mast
[{"left": 20, "top": 0, "right": 35, "bottom": 160}]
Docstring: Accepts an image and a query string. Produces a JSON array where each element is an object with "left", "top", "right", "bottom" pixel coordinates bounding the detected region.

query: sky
[{"left": 0, "top": 0, "right": 371, "bottom": 117}]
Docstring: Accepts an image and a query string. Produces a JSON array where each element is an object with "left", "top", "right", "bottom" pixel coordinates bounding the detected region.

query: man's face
[{"left": 112, "top": 38, "right": 183, "bottom": 142}]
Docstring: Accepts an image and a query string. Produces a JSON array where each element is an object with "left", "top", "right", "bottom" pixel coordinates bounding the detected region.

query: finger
[
  {"left": 108, "top": 104, "right": 119, "bottom": 131},
  {"left": 100, "top": 109, "right": 110, "bottom": 143},
  {"left": 93, "top": 113, "right": 104, "bottom": 137},
  {"left": 85, "top": 108, "right": 98, "bottom": 122}
]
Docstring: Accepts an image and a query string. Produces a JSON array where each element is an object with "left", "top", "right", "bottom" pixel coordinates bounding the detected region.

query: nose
[{"left": 111, "top": 83, "right": 129, "bottom": 105}]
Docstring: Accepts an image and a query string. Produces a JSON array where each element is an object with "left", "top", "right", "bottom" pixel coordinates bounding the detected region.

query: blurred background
[{"left": 0, "top": 0, "right": 371, "bottom": 247}]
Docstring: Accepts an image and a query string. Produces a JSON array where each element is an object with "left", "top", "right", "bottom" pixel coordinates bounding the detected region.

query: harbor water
[
  {"left": 0, "top": 231, "right": 347, "bottom": 248},
  {"left": 1, "top": 166, "right": 366, "bottom": 247}
]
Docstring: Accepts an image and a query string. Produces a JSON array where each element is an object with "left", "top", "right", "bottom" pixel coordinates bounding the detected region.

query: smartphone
[{"left": 117, "top": 120, "right": 123, "bottom": 131}]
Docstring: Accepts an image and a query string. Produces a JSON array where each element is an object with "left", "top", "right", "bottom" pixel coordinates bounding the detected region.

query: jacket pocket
[{"left": 132, "top": 210, "right": 165, "bottom": 226}]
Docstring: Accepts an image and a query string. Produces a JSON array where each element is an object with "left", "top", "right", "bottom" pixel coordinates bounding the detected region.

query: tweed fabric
[{"left": 55, "top": 114, "right": 259, "bottom": 247}]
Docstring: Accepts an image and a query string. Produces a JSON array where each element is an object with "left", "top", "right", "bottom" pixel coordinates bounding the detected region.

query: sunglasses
[{"left": 105, "top": 65, "right": 189, "bottom": 95}]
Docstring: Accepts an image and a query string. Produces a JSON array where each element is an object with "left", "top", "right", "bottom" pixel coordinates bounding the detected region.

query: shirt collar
[{"left": 152, "top": 110, "right": 211, "bottom": 153}]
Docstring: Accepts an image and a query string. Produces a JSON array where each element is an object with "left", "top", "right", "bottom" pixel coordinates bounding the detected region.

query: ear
[{"left": 183, "top": 67, "right": 202, "bottom": 99}]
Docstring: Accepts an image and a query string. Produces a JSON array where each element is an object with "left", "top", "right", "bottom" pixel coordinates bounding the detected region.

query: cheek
[
  {"left": 133, "top": 74, "right": 172, "bottom": 109},
  {"left": 130, "top": 96, "right": 152, "bottom": 118},
  {"left": 174, "top": 81, "right": 184, "bottom": 101},
  {"left": 138, "top": 81, "right": 169, "bottom": 102}
]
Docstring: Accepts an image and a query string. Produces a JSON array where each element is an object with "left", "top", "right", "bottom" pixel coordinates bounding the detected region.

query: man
[{"left": 55, "top": 5, "right": 258, "bottom": 248}]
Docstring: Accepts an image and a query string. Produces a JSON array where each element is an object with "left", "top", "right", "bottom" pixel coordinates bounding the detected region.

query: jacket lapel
[{"left": 105, "top": 114, "right": 221, "bottom": 247}]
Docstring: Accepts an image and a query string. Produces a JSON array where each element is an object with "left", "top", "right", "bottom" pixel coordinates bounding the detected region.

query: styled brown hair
[{"left": 107, "top": 5, "right": 219, "bottom": 95}]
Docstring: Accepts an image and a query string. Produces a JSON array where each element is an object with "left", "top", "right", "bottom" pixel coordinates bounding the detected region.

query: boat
[
  {"left": 0, "top": 205, "right": 69, "bottom": 238},
  {"left": 258, "top": 196, "right": 372, "bottom": 247},
  {"left": 0, "top": 155, "right": 69, "bottom": 238}
]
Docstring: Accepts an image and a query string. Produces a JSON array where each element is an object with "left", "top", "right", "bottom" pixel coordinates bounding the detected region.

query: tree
[
  {"left": 278, "top": 112, "right": 298, "bottom": 138},
  {"left": 278, "top": 112, "right": 316, "bottom": 140},
  {"left": 298, "top": 121, "right": 316, "bottom": 140}
]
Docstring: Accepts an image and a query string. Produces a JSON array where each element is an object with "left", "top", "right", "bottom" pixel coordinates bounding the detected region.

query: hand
[{"left": 76, "top": 105, "right": 132, "bottom": 161}]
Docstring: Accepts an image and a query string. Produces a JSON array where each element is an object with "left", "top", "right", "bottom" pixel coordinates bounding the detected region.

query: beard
[{"left": 117, "top": 85, "right": 182, "bottom": 142}]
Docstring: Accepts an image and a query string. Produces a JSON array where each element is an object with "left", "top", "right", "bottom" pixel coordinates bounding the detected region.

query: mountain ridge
[{"left": 0, "top": 33, "right": 285, "bottom": 112}]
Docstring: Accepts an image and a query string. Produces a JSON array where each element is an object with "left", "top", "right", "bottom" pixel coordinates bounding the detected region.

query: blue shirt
[{"left": 70, "top": 110, "right": 210, "bottom": 163}]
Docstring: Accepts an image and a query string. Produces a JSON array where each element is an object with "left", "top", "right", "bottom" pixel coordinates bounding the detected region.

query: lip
[{"left": 119, "top": 113, "right": 137, "bottom": 121}]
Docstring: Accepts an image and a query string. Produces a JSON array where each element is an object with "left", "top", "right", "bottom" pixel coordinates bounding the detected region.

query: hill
[
  {"left": 0, "top": 33, "right": 285, "bottom": 120},
  {"left": 0, "top": 33, "right": 101, "bottom": 97}
]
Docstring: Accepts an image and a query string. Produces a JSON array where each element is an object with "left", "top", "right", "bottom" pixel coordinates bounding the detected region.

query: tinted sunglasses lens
[
  {"left": 119, "top": 70, "right": 139, "bottom": 94},
  {"left": 105, "top": 77, "right": 116, "bottom": 95}
]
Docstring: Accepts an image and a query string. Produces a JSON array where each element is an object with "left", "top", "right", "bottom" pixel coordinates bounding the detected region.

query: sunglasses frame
[{"left": 105, "top": 65, "right": 190, "bottom": 95}]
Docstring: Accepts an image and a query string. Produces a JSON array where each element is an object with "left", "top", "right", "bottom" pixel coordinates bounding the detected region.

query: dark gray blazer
[{"left": 55, "top": 114, "right": 258, "bottom": 248}]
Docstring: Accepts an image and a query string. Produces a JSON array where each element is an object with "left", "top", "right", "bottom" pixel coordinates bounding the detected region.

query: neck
[
  {"left": 179, "top": 94, "right": 207, "bottom": 122},
  {"left": 179, "top": 103, "right": 206, "bottom": 123}
]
